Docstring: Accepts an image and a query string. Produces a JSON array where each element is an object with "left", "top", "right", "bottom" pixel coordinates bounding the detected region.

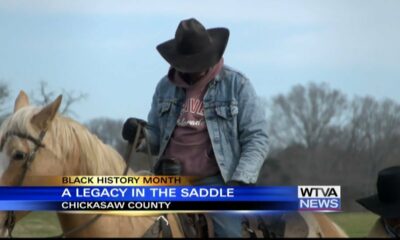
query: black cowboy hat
[
  {"left": 156, "top": 18, "right": 229, "bottom": 73},
  {"left": 357, "top": 166, "right": 400, "bottom": 219}
]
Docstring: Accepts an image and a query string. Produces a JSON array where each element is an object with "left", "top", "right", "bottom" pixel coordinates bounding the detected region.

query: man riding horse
[
  {"left": 122, "top": 18, "right": 269, "bottom": 237},
  {"left": 357, "top": 166, "right": 400, "bottom": 238}
]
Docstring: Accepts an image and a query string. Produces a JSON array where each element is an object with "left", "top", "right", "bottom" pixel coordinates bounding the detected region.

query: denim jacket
[{"left": 145, "top": 65, "right": 269, "bottom": 183}]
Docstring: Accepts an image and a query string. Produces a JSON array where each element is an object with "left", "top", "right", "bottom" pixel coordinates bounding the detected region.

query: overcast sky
[{"left": 1, "top": 0, "right": 399, "bottom": 122}]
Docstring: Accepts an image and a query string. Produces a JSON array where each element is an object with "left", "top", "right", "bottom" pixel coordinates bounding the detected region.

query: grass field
[
  {"left": 328, "top": 212, "right": 378, "bottom": 237},
  {"left": 12, "top": 211, "right": 378, "bottom": 238},
  {"left": 13, "top": 212, "right": 62, "bottom": 238}
]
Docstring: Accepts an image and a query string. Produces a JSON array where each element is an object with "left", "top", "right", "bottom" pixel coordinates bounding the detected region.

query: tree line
[{"left": 262, "top": 82, "right": 400, "bottom": 210}]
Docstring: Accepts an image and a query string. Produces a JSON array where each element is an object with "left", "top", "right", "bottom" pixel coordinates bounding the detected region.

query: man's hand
[{"left": 122, "top": 118, "right": 147, "bottom": 144}]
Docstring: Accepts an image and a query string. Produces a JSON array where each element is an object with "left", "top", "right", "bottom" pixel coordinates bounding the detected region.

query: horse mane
[{"left": 0, "top": 106, "right": 127, "bottom": 175}]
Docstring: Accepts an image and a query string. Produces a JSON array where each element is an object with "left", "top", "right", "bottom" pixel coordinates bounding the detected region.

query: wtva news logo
[{"left": 298, "top": 186, "right": 341, "bottom": 212}]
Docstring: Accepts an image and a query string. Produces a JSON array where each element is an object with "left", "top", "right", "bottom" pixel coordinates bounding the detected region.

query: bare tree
[
  {"left": 86, "top": 118, "right": 125, "bottom": 154},
  {"left": 0, "top": 81, "right": 10, "bottom": 123},
  {"left": 345, "top": 97, "right": 400, "bottom": 191},
  {"left": 268, "top": 82, "right": 347, "bottom": 150},
  {"left": 31, "top": 81, "right": 87, "bottom": 116}
]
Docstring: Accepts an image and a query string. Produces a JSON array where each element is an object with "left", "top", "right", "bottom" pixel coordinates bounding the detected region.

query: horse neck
[
  {"left": 52, "top": 117, "right": 128, "bottom": 176},
  {"left": 52, "top": 118, "right": 145, "bottom": 237}
]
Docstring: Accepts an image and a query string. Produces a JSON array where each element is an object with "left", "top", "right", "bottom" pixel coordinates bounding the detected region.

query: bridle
[
  {"left": 1, "top": 123, "right": 152, "bottom": 238},
  {"left": 1, "top": 130, "right": 47, "bottom": 238}
]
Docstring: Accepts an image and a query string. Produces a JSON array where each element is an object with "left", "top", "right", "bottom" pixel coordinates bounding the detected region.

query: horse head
[{"left": 0, "top": 91, "right": 66, "bottom": 235}]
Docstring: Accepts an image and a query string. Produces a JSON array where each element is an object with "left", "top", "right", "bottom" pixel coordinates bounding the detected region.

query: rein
[
  {"left": 2, "top": 123, "right": 151, "bottom": 238},
  {"left": 2, "top": 130, "right": 47, "bottom": 238}
]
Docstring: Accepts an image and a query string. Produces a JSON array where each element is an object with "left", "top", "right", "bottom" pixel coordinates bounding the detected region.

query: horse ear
[
  {"left": 31, "top": 95, "right": 63, "bottom": 130},
  {"left": 14, "top": 90, "right": 30, "bottom": 113}
]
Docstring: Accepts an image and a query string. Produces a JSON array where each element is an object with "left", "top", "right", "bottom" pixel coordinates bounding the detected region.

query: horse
[
  {"left": 0, "top": 91, "right": 348, "bottom": 238},
  {"left": 0, "top": 91, "right": 186, "bottom": 237}
]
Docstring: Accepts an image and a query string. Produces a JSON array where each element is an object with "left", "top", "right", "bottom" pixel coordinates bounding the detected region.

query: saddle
[
  {"left": 178, "top": 214, "right": 286, "bottom": 238},
  {"left": 141, "top": 212, "right": 293, "bottom": 238},
  {"left": 242, "top": 214, "right": 287, "bottom": 238}
]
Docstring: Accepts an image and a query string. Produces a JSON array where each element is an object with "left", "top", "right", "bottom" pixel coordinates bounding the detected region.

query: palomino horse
[
  {"left": 0, "top": 91, "right": 184, "bottom": 238},
  {"left": 0, "top": 91, "right": 348, "bottom": 238}
]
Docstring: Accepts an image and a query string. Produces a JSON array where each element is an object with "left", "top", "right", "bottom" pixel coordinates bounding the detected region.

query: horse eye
[{"left": 12, "top": 151, "right": 27, "bottom": 161}]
